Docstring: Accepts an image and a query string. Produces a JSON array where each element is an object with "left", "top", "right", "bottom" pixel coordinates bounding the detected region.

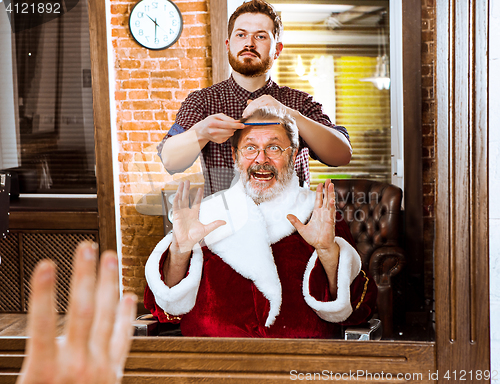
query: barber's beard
[
  {"left": 228, "top": 48, "right": 273, "bottom": 78},
  {"left": 235, "top": 154, "right": 296, "bottom": 205}
]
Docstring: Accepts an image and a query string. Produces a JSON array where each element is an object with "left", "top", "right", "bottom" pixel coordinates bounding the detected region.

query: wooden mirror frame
[{"left": 0, "top": 0, "right": 480, "bottom": 382}]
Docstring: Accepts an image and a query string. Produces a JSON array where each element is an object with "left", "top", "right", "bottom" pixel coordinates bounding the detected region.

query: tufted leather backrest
[{"left": 333, "top": 179, "right": 403, "bottom": 267}]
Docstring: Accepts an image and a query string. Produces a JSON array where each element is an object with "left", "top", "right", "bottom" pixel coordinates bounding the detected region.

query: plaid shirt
[{"left": 158, "top": 76, "right": 349, "bottom": 195}]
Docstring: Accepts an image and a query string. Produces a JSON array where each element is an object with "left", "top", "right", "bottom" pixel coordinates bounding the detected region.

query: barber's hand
[
  {"left": 192, "top": 113, "right": 245, "bottom": 144},
  {"left": 287, "top": 179, "right": 339, "bottom": 263},
  {"left": 171, "top": 181, "right": 226, "bottom": 254},
  {"left": 17, "top": 242, "right": 137, "bottom": 384},
  {"left": 242, "top": 96, "right": 294, "bottom": 119}
]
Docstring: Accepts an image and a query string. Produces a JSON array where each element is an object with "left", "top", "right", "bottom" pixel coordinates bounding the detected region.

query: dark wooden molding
[
  {"left": 210, "top": 0, "right": 230, "bottom": 84},
  {"left": 402, "top": 0, "right": 424, "bottom": 286},
  {"left": 0, "top": 337, "right": 436, "bottom": 383},
  {"left": 87, "top": 0, "right": 117, "bottom": 252},
  {"left": 435, "top": 0, "right": 490, "bottom": 378},
  {"left": 9, "top": 212, "right": 98, "bottom": 230}
]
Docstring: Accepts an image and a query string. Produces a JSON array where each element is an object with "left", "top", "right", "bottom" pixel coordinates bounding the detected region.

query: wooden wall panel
[
  {"left": 435, "top": 0, "right": 490, "bottom": 378},
  {"left": 209, "top": 0, "right": 230, "bottom": 84},
  {"left": 87, "top": 0, "right": 117, "bottom": 252},
  {"left": 0, "top": 337, "right": 436, "bottom": 383}
]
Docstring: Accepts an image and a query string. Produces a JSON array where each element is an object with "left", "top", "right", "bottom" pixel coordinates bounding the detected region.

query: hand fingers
[
  {"left": 209, "top": 115, "right": 245, "bottom": 129},
  {"left": 22, "top": 260, "right": 57, "bottom": 376},
  {"left": 109, "top": 293, "right": 137, "bottom": 375},
  {"left": 287, "top": 214, "right": 305, "bottom": 232},
  {"left": 203, "top": 220, "right": 226, "bottom": 235},
  {"left": 89, "top": 251, "right": 120, "bottom": 356},
  {"left": 172, "top": 181, "right": 184, "bottom": 211},
  {"left": 323, "top": 179, "right": 331, "bottom": 207},
  {"left": 314, "top": 183, "right": 323, "bottom": 209},
  {"left": 65, "top": 242, "right": 98, "bottom": 351},
  {"left": 192, "top": 186, "right": 204, "bottom": 207},
  {"left": 181, "top": 180, "right": 191, "bottom": 208}
]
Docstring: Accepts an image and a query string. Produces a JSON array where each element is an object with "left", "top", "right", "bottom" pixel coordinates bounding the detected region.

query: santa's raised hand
[
  {"left": 287, "top": 179, "right": 340, "bottom": 296},
  {"left": 164, "top": 181, "right": 226, "bottom": 287}
]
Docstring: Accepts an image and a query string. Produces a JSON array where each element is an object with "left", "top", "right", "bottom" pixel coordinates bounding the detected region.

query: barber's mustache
[{"left": 238, "top": 48, "right": 261, "bottom": 58}]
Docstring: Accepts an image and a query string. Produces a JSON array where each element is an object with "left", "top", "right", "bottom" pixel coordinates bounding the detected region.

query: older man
[{"left": 145, "top": 108, "right": 375, "bottom": 338}]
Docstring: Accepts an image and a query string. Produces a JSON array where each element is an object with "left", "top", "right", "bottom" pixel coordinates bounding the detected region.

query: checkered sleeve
[
  {"left": 156, "top": 90, "right": 209, "bottom": 163},
  {"left": 297, "top": 93, "right": 350, "bottom": 162}
]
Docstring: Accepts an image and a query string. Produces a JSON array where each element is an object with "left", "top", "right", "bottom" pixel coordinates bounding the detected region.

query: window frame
[{"left": 84, "top": 0, "right": 491, "bottom": 380}]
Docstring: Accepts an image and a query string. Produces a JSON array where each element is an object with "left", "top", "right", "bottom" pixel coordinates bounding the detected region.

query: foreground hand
[
  {"left": 17, "top": 243, "right": 137, "bottom": 384},
  {"left": 192, "top": 113, "right": 245, "bottom": 144},
  {"left": 242, "top": 96, "right": 292, "bottom": 119},
  {"left": 171, "top": 181, "right": 226, "bottom": 254}
]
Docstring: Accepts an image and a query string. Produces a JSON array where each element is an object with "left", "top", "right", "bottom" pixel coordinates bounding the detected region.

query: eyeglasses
[{"left": 238, "top": 144, "right": 292, "bottom": 160}]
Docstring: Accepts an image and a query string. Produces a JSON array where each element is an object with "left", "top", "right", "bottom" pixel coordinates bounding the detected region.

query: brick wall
[
  {"left": 110, "top": 0, "right": 211, "bottom": 298},
  {"left": 421, "top": 0, "right": 436, "bottom": 299}
]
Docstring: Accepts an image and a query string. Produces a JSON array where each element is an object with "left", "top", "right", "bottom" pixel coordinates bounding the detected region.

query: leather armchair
[{"left": 333, "top": 179, "right": 405, "bottom": 338}]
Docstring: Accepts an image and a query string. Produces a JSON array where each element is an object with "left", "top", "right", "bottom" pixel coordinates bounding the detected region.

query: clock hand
[
  {"left": 146, "top": 14, "right": 159, "bottom": 27},
  {"left": 155, "top": 17, "right": 157, "bottom": 40}
]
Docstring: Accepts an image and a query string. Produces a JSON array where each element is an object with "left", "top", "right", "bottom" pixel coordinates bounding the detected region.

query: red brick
[
  {"left": 177, "top": 2, "right": 207, "bottom": 12},
  {"left": 121, "top": 80, "right": 149, "bottom": 89},
  {"left": 152, "top": 79, "right": 180, "bottom": 88},
  {"left": 111, "top": 16, "right": 127, "bottom": 26},
  {"left": 130, "top": 71, "right": 150, "bottom": 79},
  {"left": 119, "top": 59, "right": 141, "bottom": 69},
  {"left": 115, "top": 91, "right": 127, "bottom": 100},
  {"left": 151, "top": 91, "right": 173, "bottom": 100},
  {"left": 122, "top": 121, "right": 160, "bottom": 131},
  {"left": 117, "top": 39, "right": 142, "bottom": 49},
  {"left": 115, "top": 70, "right": 130, "bottom": 80},
  {"left": 154, "top": 111, "right": 169, "bottom": 120},
  {"left": 151, "top": 70, "right": 184, "bottom": 79},
  {"left": 128, "top": 90, "right": 149, "bottom": 99},
  {"left": 112, "top": 28, "right": 129, "bottom": 38},
  {"left": 111, "top": 4, "right": 129, "bottom": 14},
  {"left": 142, "top": 61, "right": 159, "bottom": 70},
  {"left": 121, "top": 142, "right": 142, "bottom": 152},
  {"left": 133, "top": 111, "right": 154, "bottom": 120},
  {"left": 117, "top": 132, "right": 128, "bottom": 142},
  {"left": 129, "top": 132, "right": 149, "bottom": 141},
  {"left": 149, "top": 49, "right": 186, "bottom": 59},
  {"left": 117, "top": 111, "right": 133, "bottom": 121},
  {"left": 122, "top": 101, "right": 162, "bottom": 110},
  {"left": 159, "top": 60, "right": 181, "bottom": 70}
]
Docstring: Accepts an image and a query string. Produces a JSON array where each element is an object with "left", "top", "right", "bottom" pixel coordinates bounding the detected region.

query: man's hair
[
  {"left": 231, "top": 107, "right": 299, "bottom": 150},
  {"left": 228, "top": 0, "right": 283, "bottom": 42}
]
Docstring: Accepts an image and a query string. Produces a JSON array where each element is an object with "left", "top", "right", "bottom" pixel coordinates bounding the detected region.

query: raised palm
[
  {"left": 287, "top": 179, "right": 336, "bottom": 252},
  {"left": 171, "top": 181, "right": 225, "bottom": 253}
]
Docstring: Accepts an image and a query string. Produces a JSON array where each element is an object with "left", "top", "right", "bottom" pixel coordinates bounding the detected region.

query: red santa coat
[{"left": 144, "top": 176, "right": 376, "bottom": 338}]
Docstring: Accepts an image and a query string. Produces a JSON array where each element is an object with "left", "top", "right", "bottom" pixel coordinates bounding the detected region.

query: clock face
[{"left": 129, "top": 0, "right": 183, "bottom": 50}]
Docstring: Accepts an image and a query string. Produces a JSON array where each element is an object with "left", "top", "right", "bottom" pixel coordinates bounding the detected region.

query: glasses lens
[
  {"left": 265, "top": 146, "right": 282, "bottom": 159},
  {"left": 241, "top": 147, "right": 257, "bottom": 159}
]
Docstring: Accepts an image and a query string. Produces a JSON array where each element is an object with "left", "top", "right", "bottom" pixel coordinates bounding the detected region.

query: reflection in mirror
[{"left": 218, "top": 0, "right": 432, "bottom": 341}]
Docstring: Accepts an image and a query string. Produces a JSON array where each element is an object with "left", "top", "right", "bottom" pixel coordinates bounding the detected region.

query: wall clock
[{"left": 129, "top": 0, "right": 183, "bottom": 50}]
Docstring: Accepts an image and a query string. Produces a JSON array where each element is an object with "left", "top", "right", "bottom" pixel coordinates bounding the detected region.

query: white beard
[{"left": 235, "top": 155, "right": 296, "bottom": 205}]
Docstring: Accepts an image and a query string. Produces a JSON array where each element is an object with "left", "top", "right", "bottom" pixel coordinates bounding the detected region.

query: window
[
  {"left": 0, "top": 0, "right": 96, "bottom": 195},
  {"left": 269, "top": 2, "right": 393, "bottom": 188}
]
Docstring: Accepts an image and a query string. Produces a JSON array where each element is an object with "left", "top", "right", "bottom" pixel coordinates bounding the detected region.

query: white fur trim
[
  {"left": 144, "top": 234, "right": 203, "bottom": 316},
  {"left": 197, "top": 175, "right": 315, "bottom": 327},
  {"left": 302, "top": 237, "right": 362, "bottom": 323}
]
